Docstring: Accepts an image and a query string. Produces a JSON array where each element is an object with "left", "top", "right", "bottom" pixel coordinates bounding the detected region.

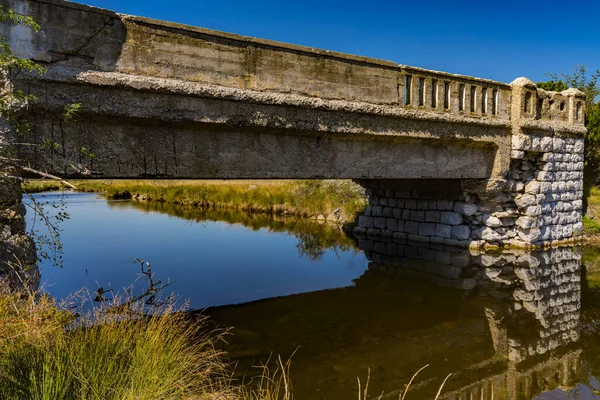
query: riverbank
[
  {"left": 584, "top": 187, "right": 600, "bottom": 242},
  {"left": 22, "top": 179, "right": 368, "bottom": 223}
]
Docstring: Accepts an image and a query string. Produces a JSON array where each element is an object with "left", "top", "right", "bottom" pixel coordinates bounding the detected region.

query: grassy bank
[
  {"left": 23, "top": 179, "right": 368, "bottom": 222},
  {"left": 584, "top": 187, "right": 600, "bottom": 242},
  {"left": 0, "top": 286, "right": 234, "bottom": 400}
]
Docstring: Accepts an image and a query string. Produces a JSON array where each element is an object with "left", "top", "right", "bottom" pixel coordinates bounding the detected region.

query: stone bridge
[{"left": 0, "top": 0, "right": 588, "bottom": 250}]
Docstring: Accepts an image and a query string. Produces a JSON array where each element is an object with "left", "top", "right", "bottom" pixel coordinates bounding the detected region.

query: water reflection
[
  {"left": 108, "top": 200, "right": 356, "bottom": 261},
  {"left": 25, "top": 192, "right": 367, "bottom": 309},
  {"left": 208, "top": 243, "right": 587, "bottom": 399}
]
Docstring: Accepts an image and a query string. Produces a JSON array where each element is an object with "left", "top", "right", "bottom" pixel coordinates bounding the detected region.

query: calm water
[
  {"left": 26, "top": 191, "right": 366, "bottom": 308},
  {"left": 22, "top": 191, "right": 600, "bottom": 399}
]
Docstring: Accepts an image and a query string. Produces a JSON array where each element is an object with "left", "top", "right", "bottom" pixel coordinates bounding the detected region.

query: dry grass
[{"left": 22, "top": 179, "right": 368, "bottom": 222}]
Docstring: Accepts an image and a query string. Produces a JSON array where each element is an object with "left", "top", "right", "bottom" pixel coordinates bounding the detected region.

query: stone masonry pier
[{"left": 0, "top": 0, "right": 588, "bottom": 250}]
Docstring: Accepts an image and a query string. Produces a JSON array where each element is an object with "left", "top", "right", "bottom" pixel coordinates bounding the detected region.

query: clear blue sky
[{"left": 77, "top": 0, "right": 599, "bottom": 84}]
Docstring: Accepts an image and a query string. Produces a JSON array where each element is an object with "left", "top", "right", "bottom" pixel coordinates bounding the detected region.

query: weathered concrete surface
[
  {"left": 0, "top": 0, "right": 522, "bottom": 180},
  {"left": 0, "top": 0, "right": 588, "bottom": 248}
]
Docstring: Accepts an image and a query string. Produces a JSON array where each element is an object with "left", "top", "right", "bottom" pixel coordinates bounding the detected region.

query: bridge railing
[{"left": 399, "top": 66, "right": 512, "bottom": 121}]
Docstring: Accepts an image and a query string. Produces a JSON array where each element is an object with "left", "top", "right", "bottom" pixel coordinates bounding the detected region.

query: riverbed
[{"left": 24, "top": 191, "right": 600, "bottom": 400}]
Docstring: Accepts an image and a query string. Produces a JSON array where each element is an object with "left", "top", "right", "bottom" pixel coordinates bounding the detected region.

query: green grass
[
  {"left": 584, "top": 215, "right": 600, "bottom": 235},
  {"left": 23, "top": 179, "right": 368, "bottom": 222},
  {"left": 585, "top": 187, "right": 600, "bottom": 237}
]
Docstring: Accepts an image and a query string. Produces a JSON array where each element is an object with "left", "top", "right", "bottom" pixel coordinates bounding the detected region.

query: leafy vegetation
[{"left": 538, "top": 65, "right": 600, "bottom": 195}]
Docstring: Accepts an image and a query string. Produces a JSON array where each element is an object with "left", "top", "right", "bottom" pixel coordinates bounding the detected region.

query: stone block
[
  {"left": 411, "top": 210, "right": 425, "bottom": 222},
  {"left": 417, "top": 200, "right": 429, "bottom": 210},
  {"left": 374, "top": 217, "right": 387, "bottom": 229},
  {"left": 530, "top": 136, "right": 541, "bottom": 152},
  {"left": 524, "top": 180, "right": 540, "bottom": 194},
  {"left": 517, "top": 227, "right": 541, "bottom": 242},
  {"left": 515, "top": 194, "right": 538, "bottom": 208},
  {"left": 437, "top": 200, "right": 454, "bottom": 210},
  {"left": 524, "top": 205, "right": 542, "bottom": 216},
  {"left": 451, "top": 225, "right": 470, "bottom": 240},
  {"left": 374, "top": 242, "right": 386, "bottom": 254},
  {"left": 511, "top": 150, "right": 525, "bottom": 159},
  {"left": 418, "top": 223, "right": 436, "bottom": 236},
  {"left": 512, "top": 134, "right": 532, "bottom": 151},
  {"left": 435, "top": 223, "right": 451, "bottom": 238},
  {"left": 428, "top": 200, "right": 437, "bottom": 209},
  {"left": 540, "top": 136, "right": 553, "bottom": 151},
  {"left": 383, "top": 207, "right": 393, "bottom": 217},
  {"left": 402, "top": 209, "right": 411, "bottom": 220},
  {"left": 474, "top": 227, "right": 503, "bottom": 241},
  {"left": 542, "top": 152, "right": 555, "bottom": 162},
  {"left": 393, "top": 208, "right": 403, "bottom": 219},
  {"left": 366, "top": 228, "right": 381, "bottom": 237},
  {"left": 405, "top": 220, "right": 419, "bottom": 234},
  {"left": 539, "top": 182, "right": 552, "bottom": 194},
  {"left": 358, "top": 215, "right": 374, "bottom": 228},
  {"left": 453, "top": 202, "right": 477, "bottom": 216},
  {"left": 425, "top": 210, "right": 441, "bottom": 223},
  {"left": 396, "top": 199, "right": 405, "bottom": 208},
  {"left": 386, "top": 218, "right": 398, "bottom": 231},
  {"left": 536, "top": 171, "right": 555, "bottom": 181},
  {"left": 396, "top": 220, "right": 405, "bottom": 232},
  {"left": 358, "top": 238, "right": 373, "bottom": 251},
  {"left": 372, "top": 206, "right": 383, "bottom": 216},
  {"left": 553, "top": 137, "right": 566, "bottom": 152},
  {"left": 483, "top": 214, "right": 503, "bottom": 227},
  {"left": 393, "top": 232, "right": 407, "bottom": 243},
  {"left": 405, "top": 199, "right": 417, "bottom": 209},
  {"left": 441, "top": 211, "right": 463, "bottom": 225},
  {"left": 574, "top": 140, "right": 585, "bottom": 153}
]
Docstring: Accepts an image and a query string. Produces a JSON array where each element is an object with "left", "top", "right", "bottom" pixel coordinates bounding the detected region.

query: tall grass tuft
[
  {"left": 0, "top": 285, "right": 233, "bottom": 400},
  {"left": 239, "top": 354, "right": 293, "bottom": 400}
]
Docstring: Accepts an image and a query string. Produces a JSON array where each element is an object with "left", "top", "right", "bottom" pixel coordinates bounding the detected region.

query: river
[{"left": 23, "top": 191, "right": 600, "bottom": 400}]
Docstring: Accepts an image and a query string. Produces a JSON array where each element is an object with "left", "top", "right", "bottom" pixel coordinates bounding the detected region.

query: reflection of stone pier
[{"left": 355, "top": 239, "right": 584, "bottom": 398}]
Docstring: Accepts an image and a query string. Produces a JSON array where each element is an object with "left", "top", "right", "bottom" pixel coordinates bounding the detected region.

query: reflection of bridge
[
  {"left": 207, "top": 246, "right": 583, "bottom": 399},
  {"left": 1, "top": 0, "right": 587, "bottom": 249}
]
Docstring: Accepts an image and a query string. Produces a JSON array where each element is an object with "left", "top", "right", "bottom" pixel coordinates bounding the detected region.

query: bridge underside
[{"left": 21, "top": 75, "right": 503, "bottom": 180}]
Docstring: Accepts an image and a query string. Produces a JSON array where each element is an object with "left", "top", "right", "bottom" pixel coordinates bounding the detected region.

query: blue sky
[{"left": 77, "top": 0, "right": 599, "bottom": 84}]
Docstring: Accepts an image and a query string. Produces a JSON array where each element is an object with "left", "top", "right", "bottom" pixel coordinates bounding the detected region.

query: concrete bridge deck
[{"left": 0, "top": 0, "right": 589, "bottom": 249}]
